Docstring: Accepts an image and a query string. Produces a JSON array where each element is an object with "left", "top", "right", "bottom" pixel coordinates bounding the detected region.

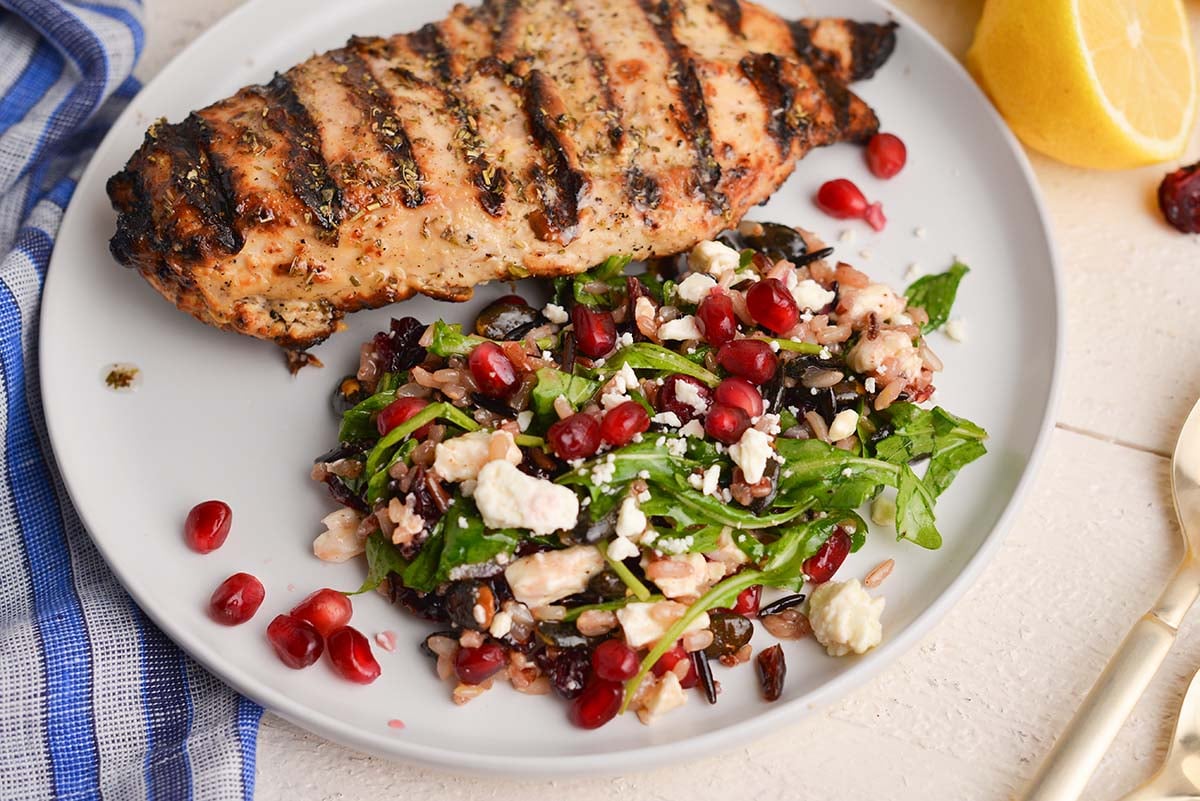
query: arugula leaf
[
  {"left": 400, "top": 499, "right": 521, "bottom": 593},
  {"left": 557, "top": 439, "right": 703, "bottom": 499},
  {"left": 339, "top": 389, "right": 397, "bottom": 442},
  {"left": 905, "top": 262, "right": 969, "bottom": 333},
  {"left": 365, "top": 439, "right": 417, "bottom": 503},
  {"left": 896, "top": 464, "right": 940, "bottom": 548},
  {"left": 572, "top": 254, "right": 634, "bottom": 307},
  {"left": 764, "top": 338, "right": 823, "bottom": 355},
  {"left": 425, "top": 320, "right": 487, "bottom": 357},
  {"left": 353, "top": 531, "right": 409, "bottom": 595},
  {"left": 872, "top": 404, "right": 988, "bottom": 497},
  {"left": 364, "top": 402, "right": 479, "bottom": 479},
  {"left": 401, "top": 523, "right": 444, "bottom": 593},
  {"left": 600, "top": 343, "right": 720, "bottom": 387},
  {"left": 531, "top": 368, "right": 600, "bottom": 416}
]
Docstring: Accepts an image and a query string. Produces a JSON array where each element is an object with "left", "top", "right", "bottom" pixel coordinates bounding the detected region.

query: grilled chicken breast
[{"left": 108, "top": 0, "right": 896, "bottom": 351}]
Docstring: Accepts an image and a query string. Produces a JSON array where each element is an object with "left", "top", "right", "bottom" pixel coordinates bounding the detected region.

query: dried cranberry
[
  {"left": 815, "top": 179, "right": 885, "bottom": 231},
  {"left": 289, "top": 588, "right": 352, "bottom": 637},
  {"left": 549, "top": 648, "right": 593, "bottom": 699},
  {"left": 705, "top": 404, "right": 750, "bottom": 444},
  {"left": 468, "top": 341, "right": 518, "bottom": 397},
  {"left": 714, "top": 378, "right": 763, "bottom": 418},
  {"left": 697, "top": 291, "right": 738, "bottom": 347},
  {"left": 568, "top": 678, "right": 623, "bottom": 729},
  {"left": 652, "top": 642, "right": 698, "bottom": 689},
  {"left": 717, "top": 340, "right": 777, "bottom": 385},
  {"left": 592, "top": 639, "right": 639, "bottom": 682},
  {"left": 208, "top": 573, "right": 265, "bottom": 625},
  {"left": 866, "top": 133, "right": 907, "bottom": 179},
  {"left": 184, "top": 500, "right": 232, "bottom": 554},
  {"left": 733, "top": 584, "right": 762, "bottom": 616},
  {"left": 266, "top": 614, "right": 323, "bottom": 669},
  {"left": 373, "top": 317, "right": 428, "bottom": 373},
  {"left": 327, "top": 626, "right": 381, "bottom": 684},
  {"left": 756, "top": 644, "right": 786, "bottom": 701},
  {"left": 600, "top": 401, "right": 650, "bottom": 446},
  {"left": 657, "top": 374, "right": 712, "bottom": 423},
  {"left": 745, "top": 278, "right": 800, "bottom": 334},
  {"left": 376, "top": 396, "right": 430, "bottom": 437},
  {"left": 454, "top": 642, "right": 507, "bottom": 685},
  {"left": 548, "top": 413, "right": 602, "bottom": 460},
  {"left": 1159, "top": 161, "right": 1200, "bottom": 233},
  {"left": 803, "top": 527, "right": 852, "bottom": 584},
  {"left": 572, "top": 305, "right": 617, "bottom": 358}
]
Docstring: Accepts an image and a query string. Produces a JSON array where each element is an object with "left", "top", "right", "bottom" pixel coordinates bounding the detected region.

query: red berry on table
[
  {"left": 568, "top": 678, "right": 624, "bottom": 729},
  {"left": 705, "top": 404, "right": 751, "bottom": 445},
  {"left": 184, "top": 500, "right": 232, "bottom": 554},
  {"left": 656, "top": 374, "right": 713, "bottom": 423},
  {"left": 866, "top": 132, "right": 907, "bottom": 179},
  {"left": 600, "top": 401, "right": 650, "bottom": 446},
  {"left": 375, "top": 396, "right": 430, "bottom": 437},
  {"left": 716, "top": 339, "right": 778, "bottom": 385},
  {"left": 697, "top": 291, "right": 738, "bottom": 347},
  {"left": 1159, "top": 161, "right": 1200, "bottom": 233},
  {"left": 745, "top": 278, "right": 800, "bottom": 334},
  {"left": 802, "top": 527, "right": 853, "bottom": 584},
  {"left": 592, "top": 638, "right": 639, "bottom": 682},
  {"left": 454, "top": 642, "right": 507, "bottom": 685},
  {"left": 266, "top": 614, "right": 324, "bottom": 669},
  {"left": 815, "top": 179, "right": 886, "bottom": 231},
  {"left": 327, "top": 626, "right": 381, "bottom": 684},
  {"left": 209, "top": 572, "right": 265, "bottom": 625},
  {"left": 572, "top": 305, "right": 618, "bottom": 358},
  {"left": 714, "top": 377, "right": 764, "bottom": 418},
  {"left": 289, "top": 588, "right": 353, "bottom": 637},
  {"left": 548, "top": 413, "right": 602, "bottom": 460},
  {"left": 468, "top": 341, "right": 518, "bottom": 397}
]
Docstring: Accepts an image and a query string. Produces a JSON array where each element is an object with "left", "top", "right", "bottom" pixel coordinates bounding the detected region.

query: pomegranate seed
[
  {"left": 803, "top": 528, "right": 853, "bottom": 584},
  {"left": 733, "top": 584, "right": 762, "bottom": 616},
  {"left": 592, "top": 639, "right": 639, "bottom": 682},
  {"left": 705, "top": 404, "right": 751, "bottom": 445},
  {"left": 376, "top": 396, "right": 431, "bottom": 438},
  {"left": 815, "top": 179, "right": 886, "bottom": 231},
  {"left": 652, "top": 642, "right": 699, "bottom": 689},
  {"left": 600, "top": 401, "right": 650, "bottom": 446},
  {"left": 656, "top": 374, "right": 712, "bottom": 423},
  {"left": 745, "top": 278, "right": 800, "bottom": 334},
  {"left": 289, "top": 588, "right": 352, "bottom": 637},
  {"left": 866, "top": 132, "right": 907, "bottom": 179},
  {"left": 714, "top": 378, "right": 763, "bottom": 418},
  {"left": 208, "top": 572, "right": 265, "bottom": 625},
  {"left": 572, "top": 305, "right": 617, "bottom": 358},
  {"left": 568, "top": 678, "right": 624, "bottom": 729},
  {"left": 266, "top": 614, "right": 324, "bottom": 669},
  {"left": 697, "top": 291, "right": 738, "bottom": 347},
  {"left": 327, "top": 626, "right": 381, "bottom": 684},
  {"left": 468, "top": 341, "right": 518, "bottom": 397},
  {"left": 548, "top": 413, "right": 602, "bottom": 460},
  {"left": 454, "top": 642, "right": 507, "bottom": 685},
  {"left": 1159, "top": 161, "right": 1200, "bottom": 233},
  {"left": 717, "top": 339, "right": 778, "bottom": 384},
  {"left": 184, "top": 500, "right": 232, "bottom": 554}
]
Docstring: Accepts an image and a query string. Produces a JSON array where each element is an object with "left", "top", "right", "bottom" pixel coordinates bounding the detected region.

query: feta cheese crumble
[
  {"left": 616, "top": 601, "right": 711, "bottom": 648},
  {"left": 807, "top": 579, "right": 885, "bottom": 657},
  {"left": 615, "top": 496, "right": 647, "bottom": 540},
  {"left": 791, "top": 279, "right": 835, "bottom": 312},
  {"left": 679, "top": 419, "right": 706, "bottom": 438},
  {"left": 673, "top": 379, "right": 710, "bottom": 414},
  {"left": 657, "top": 315, "right": 703, "bottom": 341},
  {"left": 675, "top": 272, "right": 718, "bottom": 304},
  {"left": 688, "top": 240, "right": 740, "bottom": 278},
  {"left": 433, "top": 429, "right": 522, "bottom": 482},
  {"left": 945, "top": 317, "right": 968, "bottom": 343},
  {"left": 503, "top": 545, "right": 604, "bottom": 609},
  {"left": 827, "top": 409, "right": 860, "bottom": 442},
  {"left": 729, "top": 427, "right": 772, "bottom": 484},
  {"left": 542, "top": 302, "right": 569, "bottom": 324},
  {"left": 474, "top": 460, "right": 579, "bottom": 536}
]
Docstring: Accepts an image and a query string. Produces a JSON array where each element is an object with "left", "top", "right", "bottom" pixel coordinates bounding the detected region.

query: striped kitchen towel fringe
[{"left": 0, "top": 2, "right": 263, "bottom": 799}]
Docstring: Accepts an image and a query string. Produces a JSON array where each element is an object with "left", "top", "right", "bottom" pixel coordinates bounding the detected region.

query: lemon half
[{"left": 967, "top": 0, "right": 1197, "bottom": 169}]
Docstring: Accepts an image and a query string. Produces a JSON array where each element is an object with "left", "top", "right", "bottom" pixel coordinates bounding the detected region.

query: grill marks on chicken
[{"left": 107, "top": 0, "right": 897, "bottom": 350}]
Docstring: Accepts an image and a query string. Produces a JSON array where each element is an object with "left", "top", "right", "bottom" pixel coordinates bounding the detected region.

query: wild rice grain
[{"left": 864, "top": 558, "right": 895, "bottom": 588}]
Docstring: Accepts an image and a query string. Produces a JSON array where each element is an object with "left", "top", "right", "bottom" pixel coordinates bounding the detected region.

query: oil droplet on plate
[{"left": 102, "top": 363, "right": 141, "bottom": 392}]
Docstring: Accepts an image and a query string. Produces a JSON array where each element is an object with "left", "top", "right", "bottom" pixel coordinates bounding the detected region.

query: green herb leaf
[
  {"left": 425, "top": 320, "right": 487, "bottom": 357},
  {"left": 400, "top": 499, "right": 521, "bottom": 593},
  {"left": 905, "top": 262, "right": 969, "bottom": 333},
  {"left": 531, "top": 368, "right": 600, "bottom": 416},
  {"left": 338, "top": 389, "right": 397, "bottom": 442},
  {"left": 364, "top": 403, "right": 480, "bottom": 487},
  {"left": 572, "top": 254, "right": 634, "bottom": 307},
  {"left": 871, "top": 404, "right": 988, "bottom": 498},
  {"left": 353, "top": 531, "right": 409, "bottom": 595},
  {"left": 601, "top": 343, "right": 720, "bottom": 387}
]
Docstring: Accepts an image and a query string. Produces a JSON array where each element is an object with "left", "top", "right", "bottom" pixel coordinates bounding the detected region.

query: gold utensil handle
[{"left": 1019, "top": 614, "right": 1177, "bottom": 801}]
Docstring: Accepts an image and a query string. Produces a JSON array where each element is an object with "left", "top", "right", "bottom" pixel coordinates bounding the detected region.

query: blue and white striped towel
[{"left": 0, "top": 2, "right": 263, "bottom": 799}]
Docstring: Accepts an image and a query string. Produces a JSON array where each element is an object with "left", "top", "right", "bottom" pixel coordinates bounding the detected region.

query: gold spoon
[
  {"left": 1020, "top": 399, "right": 1200, "bottom": 801},
  {"left": 1111, "top": 664, "right": 1200, "bottom": 801}
]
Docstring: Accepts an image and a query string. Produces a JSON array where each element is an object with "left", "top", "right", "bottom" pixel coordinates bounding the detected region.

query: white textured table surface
[{"left": 139, "top": 1, "right": 1200, "bottom": 798}]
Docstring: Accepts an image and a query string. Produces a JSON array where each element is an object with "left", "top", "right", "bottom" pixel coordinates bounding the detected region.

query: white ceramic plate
[{"left": 40, "top": 0, "right": 1061, "bottom": 776}]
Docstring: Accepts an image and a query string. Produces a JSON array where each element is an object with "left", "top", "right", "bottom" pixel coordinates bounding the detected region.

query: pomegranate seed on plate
[
  {"left": 468, "top": 341, "right": 518, "bottom": 397},
  {"left": 732, "top": 584, "right": 762, "bottom": 616},
  {"left": 184, "top": 500, "right": 232, "bottom": 554},
  {"left": 266, "top": 614, "right": 324, "bottom": 669},
  {"left": 652, "top": 642, "right": 699, "bottom": 689},
  {"left": 454, "top": 642, "right": 508, "bottom": 685},
  {"left": 745, "top": 278, "right": 800, "bottom": 334},
  {"left": 592, "top": 639, "right": 639, "bottom": 682},
  {"left": 548, "top": 413, "right": 602, "bottom": 460},
  {"left": 327, "top": 626, "right": 381, "bottom": 684},
  {"left": 803, "top": 527, "right": 853, "bottom": 584},
  {"left": 716, "top": 340, "right": 777, "bottom": 384},
  {"left": 705, "top": 404, "right": 750, "bottom": 445},
  {"left": 656, "top": 374, "right": 712, "bottom": 423},
  {"left": 815, "top": 179, "right": 886, "bottom": 231},
  {"left": 568, "top": 678, "right": 624, "bottom": 729},
  {"left": 697, "top": 291, "right": 738, "bottom": 347},
  {"left": 714, "top": 377, "right": 763, "bottom": 418},
  {"left": 866, "top": 132, "right": 907, "bottom": 179},
  {"left": 600, "top": 401, "right": 650, "bottom": 446},
  {"left": 289, "top": 588, "right": 353, "bottom": 637},
  {"left": 572, "top": 305, "right": 617, "bottom": 358},
  {"left": 209, "top": 572, "right": 265, "bottom": 625},
  {"left": 375, "top": 396, "right": 430, "bottom": 437}
]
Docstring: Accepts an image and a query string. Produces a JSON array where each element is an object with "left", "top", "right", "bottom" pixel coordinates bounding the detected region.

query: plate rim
[{"left": 39, "top": 0, "right": 1064, "bottom": 776}]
